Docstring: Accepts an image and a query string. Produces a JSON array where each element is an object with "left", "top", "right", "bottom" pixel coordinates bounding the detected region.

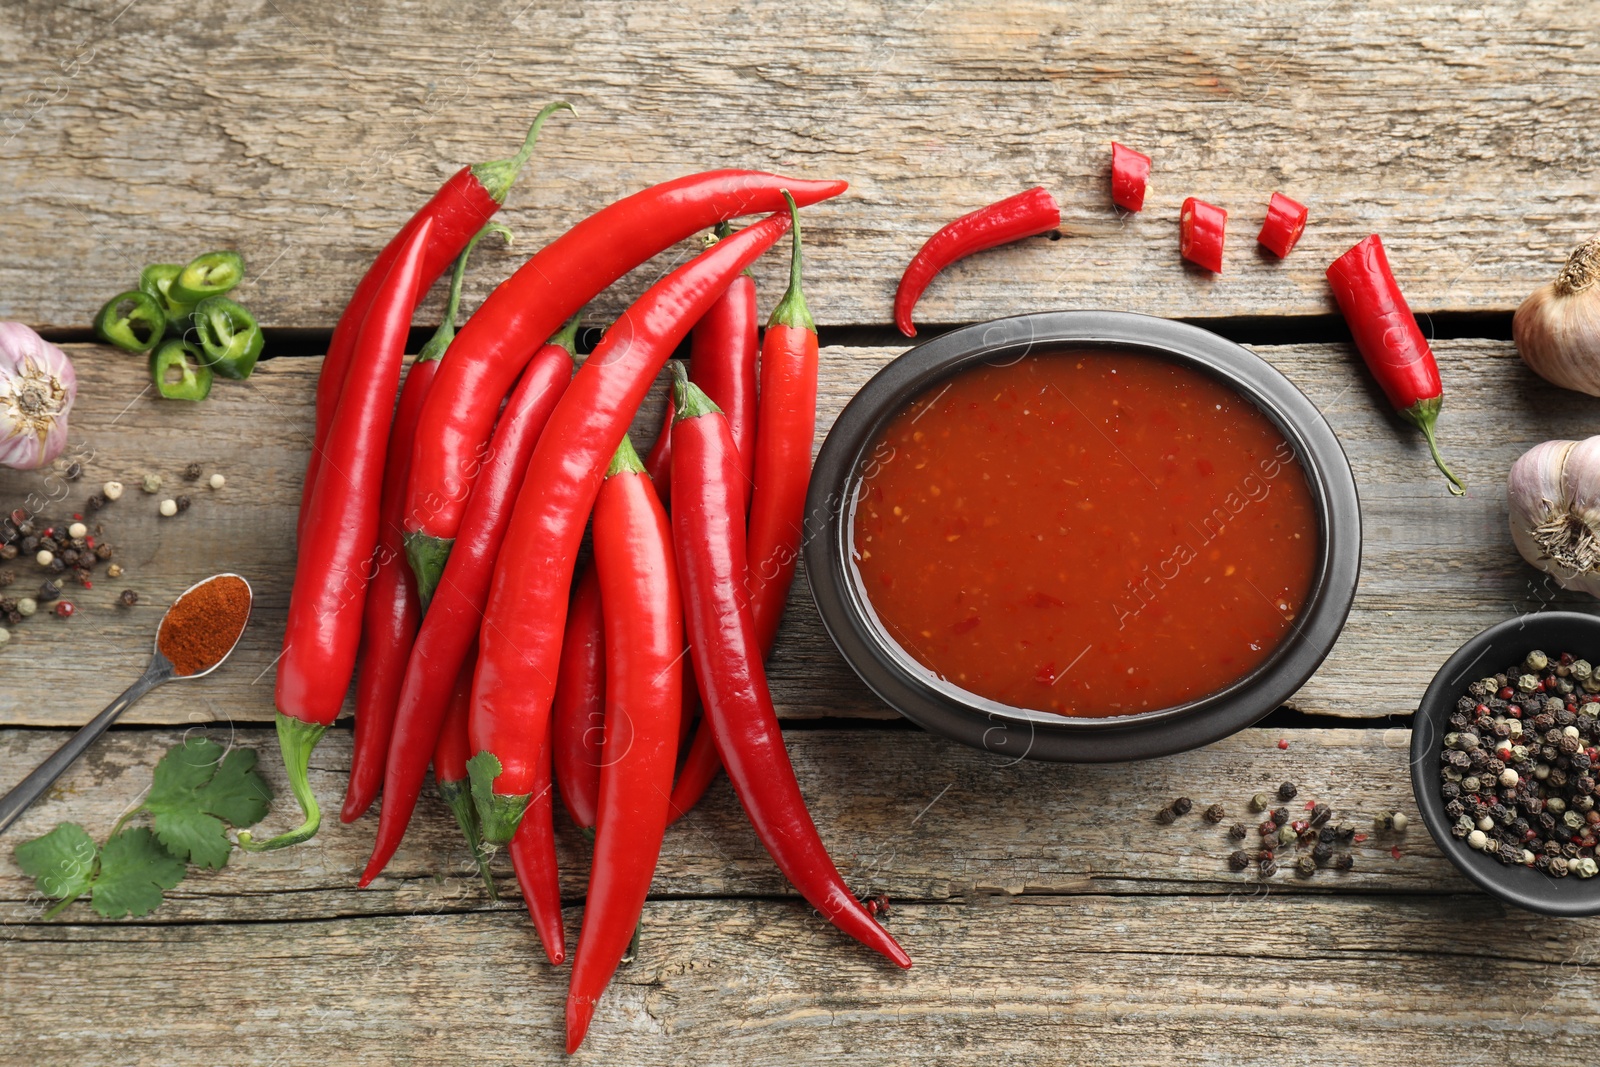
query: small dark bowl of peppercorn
[{"left": 1411, "top": 611, "right": 1600, "bottom": 917}]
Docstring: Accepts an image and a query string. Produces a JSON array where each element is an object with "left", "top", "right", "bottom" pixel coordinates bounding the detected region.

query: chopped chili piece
[
  {"left": 94, "top": 290, "right": 166, "bottom": 353},
  {"left": 1179, "top": 197, "right": 1227, "bottom": 273},
  {"left": 147, "top": 339, "right": 214, "bottom": 402},
  {"left": 1257, "top": 193, "right": 1309, "bottom": 258},
  {"left": 1110, "top": 142, "right": 1152, "bottom": 213}
]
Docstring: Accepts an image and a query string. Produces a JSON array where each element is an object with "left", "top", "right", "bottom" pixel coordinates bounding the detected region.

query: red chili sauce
[{"left": 851, "top": 351, "right": 1319, "bottom": 717}]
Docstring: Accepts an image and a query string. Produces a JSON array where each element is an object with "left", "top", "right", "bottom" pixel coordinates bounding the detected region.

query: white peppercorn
[
  {"left": 209, "top": 473, "right": 225, "bottom": 489},
  {"left": 102, "top": 480, "right": 124, "bottom": 501},
  {"left": 158, "top": 499, "right": 178, "bottom": 518}
]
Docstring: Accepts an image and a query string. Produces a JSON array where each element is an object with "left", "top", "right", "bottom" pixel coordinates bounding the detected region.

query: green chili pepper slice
[
  {"left": 94, "top": 290, "right": 167, "bottom": 353},
  {"left": 171, "top": 251, "right": 245, "bottom": 304},
  {"left": 139, "top": 263, "right": 197, "bottom": 334},
  {"left": 148, "top": 339, "right": 214, "bottom": 401},
  {"left": 191, "top": 295, "right": 264, "bottom": 379}
]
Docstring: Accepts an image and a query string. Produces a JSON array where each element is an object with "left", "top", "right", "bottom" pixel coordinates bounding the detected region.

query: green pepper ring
[
  {"left": 191, "top": 295, "right": 264, "bottom": 380},
  {"left": 171, "top": 250, "right": 245, "bottom": 304},
  {"left": 139, "top": 263, "right": 197, "bottom": 334},
  {"left": 94, "top": 290, "right": 167, "bottom": 353},
  {"left": 149, "top": 339, "right": 214, "bottom": 401}
]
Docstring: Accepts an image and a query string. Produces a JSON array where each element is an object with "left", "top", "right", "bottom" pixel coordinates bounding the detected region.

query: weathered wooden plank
[
  {"left": 0, "top": 727, "right": 1465, "bottom": 927},
  {"left": 3, "top": 893, "right": 1597, "bottom": 1067},
  {"left": 2, "top": 1, "right": 1597, "bottom": 331},
  {"left": 0, "top": 340, "right": 1593, "bottom": 727}
]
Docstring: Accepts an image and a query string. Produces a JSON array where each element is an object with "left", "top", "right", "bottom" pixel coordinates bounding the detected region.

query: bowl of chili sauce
[{"left": 805, "top": 311, "right": 1360, "bottom": 762}]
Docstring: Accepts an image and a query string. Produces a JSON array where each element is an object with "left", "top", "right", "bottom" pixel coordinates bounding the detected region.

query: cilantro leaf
[
  {"left": 144, "top": 737, "right": 233, "bottom": 868},
  {"left": 91, "top": 827, "right": 185, "bottom": 919},
  {"left": 15, "top": 822, "right": 98, "bottom": 902},
  {"left": 197, "top": 747, "right": 272, "bottom": 829}
]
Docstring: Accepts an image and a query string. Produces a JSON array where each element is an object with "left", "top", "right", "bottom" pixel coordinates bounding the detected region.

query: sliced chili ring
[
  {"left": 139, "top": 263, "right": 197, "bottom": 332},
  {"left": 1257, "top": 192, "right": 1309, "bottom": 258},
  {"left": 94, "top": 290, "right": 167, "bottom": 353},
  {"left": 148, "top": 339, "right": 214, "bottom": 401},
  {"left": 1179, "top": 197, "right": 1228, "bottom": 273},
  {"left": 1110, "top": 142, "right": 1152, "bottom": 213},
  {"left": 171, "top": 250, "right": 245, "bottom": 303},
  {"left": 191, "top": 295, "right": 264, "bottom": 379}
]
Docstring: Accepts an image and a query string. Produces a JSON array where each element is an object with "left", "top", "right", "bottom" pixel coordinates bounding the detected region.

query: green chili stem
[
  {"left": 470, "top": 101, "right": 574, "bottom": 204},
  {"left": 236, "top": 714, "right": 327, "bottom": 851}
]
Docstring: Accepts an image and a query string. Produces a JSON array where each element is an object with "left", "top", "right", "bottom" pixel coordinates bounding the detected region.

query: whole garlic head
[
  {"left": 1513, "top": 235, "right": 1600, "bottom": 395},
  {"left": 0, "top": 322, "right": 77, "bottom": 471},
  {"left": 1508, "top": 437, "right": 1600, "bottom": 597}
]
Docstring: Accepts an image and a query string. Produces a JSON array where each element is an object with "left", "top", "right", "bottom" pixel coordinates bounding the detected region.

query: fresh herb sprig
[{"left": 13, "top": 737, "right": 272, "bottom": 919}]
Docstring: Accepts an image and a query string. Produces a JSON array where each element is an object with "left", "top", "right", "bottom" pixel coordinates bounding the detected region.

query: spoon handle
[{"left": 0, "top": 665, "right": 169, "bottom": 837}]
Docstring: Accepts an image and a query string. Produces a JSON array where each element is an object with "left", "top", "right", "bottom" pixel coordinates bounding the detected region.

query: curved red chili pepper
[
  {"left": 299, "top": 104, "right": 569, "bottom": 534},
  {"left": 358, "top": 320, "right": 579, "bottom": 884},
  {"left": 668, "top": 367, "right": 910, "bottom": 969},
  {"left": 552, "top": 565, "right": 605, "bottom": 829},
  {"left": 242, "top": 217, "right": 436, "bottom": 853},
  {"left": 670, "top": 192, "right": 817, "bottom": 820},
  {"left": 467, "top": 211, "right": 795, "bottom": 847},
  {"left": 894, "top": 186, "right": 1060, "bottom": 338},
  {"left": 1258, "top": 192, "right": 1308, "bottom": 259},
  {"left": 343, "top": 223, "right": 511, "bottom": 824},
  {"left": 431, "top": 643, "right": 495, "bottom": 900},
  {"left": 1179, "top": 197, "right": 1228, "bottom": 273},
  {"left": 507, "top": 732, "right": 565, "bottom": 967},
  {"left": 403, "top": 172, "right": 849, "bottom": 601},
  {"left": 566, "top": 436, "right": 682, "bottom": 1053},
  {"left": 1326, "top": 233, "right": 1465, "bottom": 495}
]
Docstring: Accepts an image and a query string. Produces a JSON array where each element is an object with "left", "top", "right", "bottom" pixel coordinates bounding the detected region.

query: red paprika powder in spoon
[{"left": 157, "top": 574, "right": 251, "bottom": 676}]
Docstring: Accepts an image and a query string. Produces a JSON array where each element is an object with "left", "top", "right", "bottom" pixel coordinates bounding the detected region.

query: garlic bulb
[
  {"left": 0, "top": 322, "right": 76, "bottom": 470},
  {"left": 1508, "top": 437, "right": 1600, "bottom": 597},
  {"left": 1513, "top": 233, "right": 1600, "bottom": 395}
]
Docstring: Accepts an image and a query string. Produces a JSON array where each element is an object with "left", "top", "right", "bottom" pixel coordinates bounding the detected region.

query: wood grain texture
[
  {"left": 0, "top": 726, "right": 1483, "bottom": 925},
  {"left": 1, "top": 339, "right": 1596, "bottom": 727},
  {"left": 5, "top": 894, "right": 1599, "bottom": 1066},
  {"left": 2, "top": 0, "right": 1597, "bottom": 331}
]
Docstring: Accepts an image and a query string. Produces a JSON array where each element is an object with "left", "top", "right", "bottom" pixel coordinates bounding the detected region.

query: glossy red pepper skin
[
  {"left": 669, "top": 373, "right": 910, "bottom": 969},
  {"left": 690, "top": 267, "right": 759, "bottom": 487},
  {"left": 1258, "top": 192, "right": 1309, "bottom": 258},
  {"left": 244, "top": 218, "right": 435, "bottom": 853},
  {"left": 1179, "top": 197, "right": 1228, "bottom": 273},
  {"left": 894, "top": 186, "right": 1060, "bottom": 338},
  {"left": 642, "top": 396, "right": 675, "bottom": 496},
  {"left": 300, "top": 105, "right": 569, "bottom": 533},
  {"left": 671, "top": 194, "right": 816, "bottom": 820},
  {"left": 1110, "top": 142, "right": 1152, "bottom": 213},
  {"left": 552, "top": 565, "right": 605, "bottom": 829},
  {"left": 404, "top": 173, "right": 848, "bottom": 582},
  {"left": 566, "top": 438, "right": 682, "bottom": 1054},
  {"left": 507, "top": 734, "right": 565, "bottom": 967},
  {"left": 1326, "top": 234, "right": 1465, "bottom": 495},
  {"left": 359, "top": 336, "right": 576, "bottom": 885},
  {"left": 340, "top": 354, "right": 436, "bottom": 823},
  {"left": 468, "top": 212, "right": 795, "bottom": 846},
  {"left": 431, "top": 645, "right": 495, "bottom": 899}
]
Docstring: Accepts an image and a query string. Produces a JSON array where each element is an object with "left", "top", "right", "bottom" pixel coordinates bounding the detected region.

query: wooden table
[{"left": 4, "top": 2, "right": 1599, "bottom": 1063}]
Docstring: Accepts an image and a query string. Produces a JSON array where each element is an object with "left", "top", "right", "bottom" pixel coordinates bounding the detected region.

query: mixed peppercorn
[
  {"left": 1, "top": 506, "right": 119, "bottom": 634},
  {"left": 1440, "top": 650, "right": 1600, "bottom": 879}
]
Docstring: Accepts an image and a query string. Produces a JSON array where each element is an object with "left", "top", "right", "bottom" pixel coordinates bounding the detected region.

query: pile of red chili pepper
[{"left": 247, "top": 105, "right": 908, "bottom": 1052}]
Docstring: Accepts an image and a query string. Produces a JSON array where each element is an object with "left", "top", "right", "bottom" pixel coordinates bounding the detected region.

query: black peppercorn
[
  {"left": 175, "top": 496, "right": 191, "bottom": 513},
  {"left": 1228, "top": 850, "right": 1250, "bottom": 871},
  {"left": 1271, "top": 807, "right": 1290, "bottom": 827},
  {"left": 1203, "top": 804, "right": 1225, "bottom": 823},
  {"left": 1277, "top": 781, "right": 1298, "bottom": 801},
  {"left": 1171, "top": 797, "right": 1192, "bottom": 816},
  {"left": 119, "top": 589, "right": 138, "bottom": 607},
  {"left": 1333, "top": 853, "right": 1354, "bottom": 871},
  {"left": 1260, "top": 856, "right": 1279, "bottom": 876},
  {"left": 1551, "top": 857, "right": 1571, "bottom": 877},
  {"left": 1309, "top": 803, "right": 1330, "bottom": 827},
  {"left": 19, "top": 535, "right": 38, "bottom": 554},
  {"left": 63, "top": 461, "right": 81, "bottom": 481},
  {"left": 36, "top": 580, "right": 59, "bottom": 603},
  {"left": 183, "top": 462, "right": 202, "bottom": 482},
  {"left": 1312, "top": 841, "right": 1333, "bottom": 864},
  {"left": 1155, "top": 807, "right": 1176, "bottom": 825},
  {"left": 1295, "top": 854, "right": 1316, "bottom": 877},
  {"left": 0, "top": 544, "right": 14, "bottom": 560},
  {"left": 1228, "top": 823, "right": 1248, "bottom": 841}
]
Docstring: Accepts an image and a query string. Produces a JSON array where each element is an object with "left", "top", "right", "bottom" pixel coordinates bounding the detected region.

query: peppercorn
[
  {"left": 1275, "top": 825, "right": 1296, "bottom": 848},
  {"left": 1333, "top": 853, "right": 1354, "bottom": 871},
  {"left": 1155, "top": 807, "right": 1176, "bottom": 825},
  {"left": 1271, "top": 807, "right": 1290, "bottom": 827},
  {"left": 1260, "top": 856, "right": 1279, "bottom": 877},
  {"left": 1277, "top": 781, "right": 1298, "bottom": 801},
  {"left": 53, "top": 601, "right": 74, "bottom": 618},
  {"left": 16, "top": 597, "right": 36, "bottom": 617},
  {"left": 119, "top": 589, "right": 138, "bottom": 607},
  {"left": 1295, "top": 854, "right": 1317, "bottom": 877},
  {"left": 1550, "top": 857, "right": 1571, "bottom": 877},
  {"left": 1525, "top": 650, "right": 1551, "bottom": 672},
  {"left": 85, "top": 492, "right": 106, "bottom": 511},
  {"left": 183, "top": 462, "right": 202, "bottom": 482},
  {"left": 1228, "top": 823, "right": 1248, "bottom": 841},
  {"left": 0, "top": 544, "right": 14, "bottom": 560},
  {"left": 1312, "top": 841, "right": 1333, "bottom": 864},
  {"left": 1203, "top": 804, "right": 1225, "bottom": 823},
  {"left": 1335, "top": 821, "right": 1355, "bottom": 841},
  {"left": 106, "top": 563, "right": 123, "bottom": 578},
  {"left": 1171, "top": 797, "right": 1192, "bottom": 816},
  {"left": 35, "top": 580, "right": 59, "bottom": 603},
  {"left": 158, "top": 499, "right": 177, "bottom": 518},
  {"left": 95, "top": 543, "right": 113, "bottom": 560},
  {"left": 1309, "top": 803, "right": 1330, "bottom": 828},
  {"left": 1227, "top": 850, "right": 1250, "bottom": 871},
  {"left": 175, "top": 496, "right": 191, "bottom": 513},
  {"left": 1259, "top": 821, "right": 1277, "bottom": 838},
  {"left": 1249, "top": 793, "right": 1271, "bottom": 813},
  {"left": 142, "top": 474, "right": 161, "bottom": 494},
  {"left": 1518, "top": 674, "right": 1540, "bottom": 692},
  {"left": 208, "top": 473, "right": 225, "bottom": 490}
]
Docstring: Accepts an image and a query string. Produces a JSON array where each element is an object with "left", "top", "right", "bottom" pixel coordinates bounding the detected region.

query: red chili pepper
[
  {"left": 894, "top": 186, "right": 1060, "bottom": 338},
  {"left": 403, "top": 173, "right": 848, "bottom": 600},
  {"left": 299, "top": 104, "right": 569, "bottom": 534},
  {"left": 1326, "top": 234, "right": 1465, "bottom": 495},
  {"left": 565, "top": 436, "right": 682, "bottom": 1053},
  {"left": 1110, "top": 142, "right": 1152, "bottom": 213},
  {"left": 242, "top": 217, "right": 436, "bottom": 852},
  {"left": 690, "top": 223, "right": 760, "bottom": 487},
  {"left": 670, "top": 192, "right": 817, "bottom": 820},
  {"left": 1257, "top": 192, "right": 1308, "bottom": 259},
  {"left": 431, "top": 642, "right": 496, "bottom": 899},
  {"left": 466, "top": 211, "right": 795, "bottom": 846},
  {"left": 342, "top": 223, "right": 511, "bottom": 824},
  {"left": 1180, "top": 197, "right": 1227, "bottom": 273},
  {"left": 358, "top": 317, "right": 579, "bottom": 884},
  {"left": 668, "top": 365, "right": 910, "bottom": 969},
  {"left": 552, "top": 565, "right": 605, "bottom": 830},
  {"left": 643, "top": 397, "right": 674, "bottom": 495},
  {"left": 506, "top": 730, "right": 565, "bottom": 967}
]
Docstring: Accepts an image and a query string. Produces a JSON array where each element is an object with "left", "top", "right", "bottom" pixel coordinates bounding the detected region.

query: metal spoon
[{"left": 0, "top": 573, "right": 253, "bottom": 836}]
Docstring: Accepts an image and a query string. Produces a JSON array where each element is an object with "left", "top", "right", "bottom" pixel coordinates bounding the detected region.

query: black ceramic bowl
[
  {"left": 1411, "top": 611, "right": 1600, "bottom": 917},
  {"left": 805, "top": 311, "right": 1361, "bottom": 762}
]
